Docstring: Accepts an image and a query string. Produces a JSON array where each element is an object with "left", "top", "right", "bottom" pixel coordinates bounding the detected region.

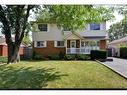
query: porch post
[
  {"left": 80, "top": 39, "right": 81, "bottom": 54},
  {"left": 65, "top": 40, "right": 67, "bottom": 54}
]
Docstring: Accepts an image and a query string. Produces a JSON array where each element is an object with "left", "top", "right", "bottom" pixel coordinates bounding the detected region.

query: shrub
[
  {"left": 120, "top": 47, "right": 127, "bottom": 59},
  {"left": 48, "top": 55, "right": 60, "bottom": 60},
  {"left": 0, "top": 56, "right": 7, "bottom": 63},
  {"left": 64, "top": 54, "right": 76, "bottom": 60},
  {"left": 32, "top": 51, "right": 45, "bottom": 60},
  {"left": 90, "top": 50, "right": 107, "bottom": 60},
  {"left": 33, "top": 55, "right": 44, "bottom": 60},
  {"left": 59, "top": 51, "right": 65, "bottom": 60},
  {"left": 76, "top": 54, "right": 90, "bottom": 60}
]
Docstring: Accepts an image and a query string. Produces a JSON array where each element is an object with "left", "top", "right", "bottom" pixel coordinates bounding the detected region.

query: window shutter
[
  {"left": 34, "top": 41, "right": 37, "bottom": 47},
  {"left": 44, "top": 41, "right": 47, "bottom": 47},
  {"left": 54, "top": 41, "right": 57, "bottom": 47}
]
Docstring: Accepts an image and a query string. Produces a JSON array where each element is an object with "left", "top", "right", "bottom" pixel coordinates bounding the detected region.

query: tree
[
  {"left": 108, "top": 21, "right": 127, "bottom": 42},
  {"left": 0, "top": 5, "right": 37, "bottom": 64},
  {"left": 36, "top": 5, "right": 115, "bottom": 32},
  {"left": 23, "top": 35, "right": 31, "bottom": 46}
]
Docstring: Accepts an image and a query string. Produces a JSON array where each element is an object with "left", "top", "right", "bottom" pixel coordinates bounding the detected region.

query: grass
[{"left": 0, "top": 60, "right": 127, "bottom": 89}]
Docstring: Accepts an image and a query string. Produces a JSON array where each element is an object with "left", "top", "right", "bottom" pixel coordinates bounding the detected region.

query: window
[
  {"left": 81, "top": 41, "right": 85, "bottom": 47},
  {"left": 90, "top": 23, "right": 100, "bottom": 30},
  {"left": 55, "top": 41, "right": 64, "bottom": 47},
  {"left": 85, "top": 41, "right": 100, "bottom": 47},
  {"left": 36, "top": 41, "right": 46, "bottom": 47},
  {"left": 38, "top": 24, "right": 47, "bottom": 31}
]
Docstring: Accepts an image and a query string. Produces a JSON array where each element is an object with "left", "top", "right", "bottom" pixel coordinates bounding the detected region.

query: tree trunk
[{"left": 7, "top": 44, "right": 20, "bottom": 64}]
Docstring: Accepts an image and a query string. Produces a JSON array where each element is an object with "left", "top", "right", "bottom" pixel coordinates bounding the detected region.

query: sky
[
  {"left": 0, "top": 8, "right": 124, "bottom": 37},
  {"left": 106, "top": 11, "right": 123, "bottom": 30}
]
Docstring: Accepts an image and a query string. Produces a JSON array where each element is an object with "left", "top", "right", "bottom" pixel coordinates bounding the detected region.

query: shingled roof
[{"left": 109, "top": 36, "right": 127, "bottom": 45}]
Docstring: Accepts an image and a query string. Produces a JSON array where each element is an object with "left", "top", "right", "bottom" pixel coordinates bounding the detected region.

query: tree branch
[
  {"left": 18, "top": 5, "right": 35, "bottom": 45},
  {"left": 15, "top": 5, "right": 25, "bottom": 45},
  {"left": 0, "top": 5, "right": 12, "bottom": 44}
]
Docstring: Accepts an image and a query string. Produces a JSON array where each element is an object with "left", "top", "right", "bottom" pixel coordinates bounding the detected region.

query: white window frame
[
  {"left": 35, "top": 41, "right": 47, "bottom": 48},
  {"left": 38, "top": 24, "right": 48, "bottom": 32},
  {"left": 70, "top": 40, "right": 76, "bottom": 48},
  {"left": 81, "top": 40, "right": 85, "bottom": 48},
  {"left": 54, "top": 41, "right": 65, "bottom": 47}
]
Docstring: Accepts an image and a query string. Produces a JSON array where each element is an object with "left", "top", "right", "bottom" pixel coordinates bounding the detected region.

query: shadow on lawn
[{"left": 0, "top": 64, "right": 68, "bottom": 89}]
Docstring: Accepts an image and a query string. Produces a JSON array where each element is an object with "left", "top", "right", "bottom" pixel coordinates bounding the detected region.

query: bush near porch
[
  {"left": 120, "top": 47, "right": 127, "bottom": 59},
  {"left": 90, "top": 50, "right": 107, "bottom": 60}
]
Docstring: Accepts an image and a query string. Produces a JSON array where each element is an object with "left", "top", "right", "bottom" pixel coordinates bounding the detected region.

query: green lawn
[{"left": 0, "top": 61, "right": 127, "bottom": 89}]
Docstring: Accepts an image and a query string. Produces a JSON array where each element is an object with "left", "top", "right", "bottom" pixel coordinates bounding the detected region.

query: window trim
[
  {"left": 38, "top": 24, "right": 48, "bottom": 32},
  {"left": 81, "top": 41, "right": 85, "bottom": 48},
  {"left": 54, "top": 41, "right": 65, "bottom": 47},
  {"left": 35, "top": 41, "right": 47, "bottom": 48},
  {"left": 90, "top": 23, "right": 100, "bottom": 30}
]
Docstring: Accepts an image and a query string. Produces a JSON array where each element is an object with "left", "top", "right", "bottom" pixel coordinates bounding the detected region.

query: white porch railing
[{"left": 66, "top": 46, "right": 99, "bottom": 54}]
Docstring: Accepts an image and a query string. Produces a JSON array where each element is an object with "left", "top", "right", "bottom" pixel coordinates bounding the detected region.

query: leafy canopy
[{"left": 36, "top": 5, "right": 115, "bottom": 31}]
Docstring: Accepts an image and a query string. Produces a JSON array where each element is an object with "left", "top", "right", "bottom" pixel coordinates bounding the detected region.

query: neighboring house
[
  {"left": 0, "top": 36, "right": 24, "bottom": 57},
  {"left": 108, "top": 36, "right": 127, "bottom": 57},
  {"left": 32, "top": 22, "right": 108, "bottom": 57}
]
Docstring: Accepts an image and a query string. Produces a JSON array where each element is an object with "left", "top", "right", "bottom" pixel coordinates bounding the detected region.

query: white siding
[
  {"left": 33, "top": 23, "right": 63, "bottom": 41},
  {"left": 33, "top": 22, "right": 106, "bottom": 41}
]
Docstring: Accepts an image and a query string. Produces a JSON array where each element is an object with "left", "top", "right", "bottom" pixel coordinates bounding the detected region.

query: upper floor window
[
  {"left": 38, "top": 24, "right": 47, "bottom": 31},
  {"left": 36, "top": 41, "right": 46, "bottom": 47},
  {"left": 90, "top": 23, "right": 100, "bottom": 30}
]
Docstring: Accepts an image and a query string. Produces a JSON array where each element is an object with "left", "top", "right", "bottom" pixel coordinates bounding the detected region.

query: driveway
[{"left": 100, "top": 57, "right": 127, "bottom": 79}]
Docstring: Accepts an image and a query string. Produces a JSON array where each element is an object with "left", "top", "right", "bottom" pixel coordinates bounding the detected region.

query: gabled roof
[{"left": 64, "top": 32, "right": 84, "bottom": 40}]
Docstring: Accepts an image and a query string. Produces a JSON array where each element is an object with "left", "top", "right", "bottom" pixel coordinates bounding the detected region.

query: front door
[{"left": 70, "top": 40, "right": 76, "bottom": 53}]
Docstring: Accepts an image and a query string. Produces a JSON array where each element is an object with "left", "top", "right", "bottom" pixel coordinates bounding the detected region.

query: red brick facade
[
  {"left": 33, "top": 41, "right": 66, "bottom": 57},
  {"left": 0, "top": 45, "right": 24, "bottom": 57},
  {"left": 33, "top": 40, "right": 107, "bottom": 56}
]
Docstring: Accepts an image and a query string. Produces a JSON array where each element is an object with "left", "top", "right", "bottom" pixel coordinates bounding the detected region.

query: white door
[{"left": 70, "top": 41, "right": 76, "bottom": 53}]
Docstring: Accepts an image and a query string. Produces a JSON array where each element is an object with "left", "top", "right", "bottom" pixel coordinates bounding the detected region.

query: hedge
[
  {"left": 90, "top": 50, "right": 107, "bottom": 60},
  {"left": 64, "top": 54, "right": 76, "bottom": 60},
  {"left": 120, "top": 47, "right": 127, "bottom": 59},
  {"left": 76, "top": 54, "right": 90, "bottom": 60}
]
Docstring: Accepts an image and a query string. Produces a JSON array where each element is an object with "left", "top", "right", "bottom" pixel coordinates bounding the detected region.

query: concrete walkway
[{"left": 100, "top": 57, "right": 127, "bottom": 79}]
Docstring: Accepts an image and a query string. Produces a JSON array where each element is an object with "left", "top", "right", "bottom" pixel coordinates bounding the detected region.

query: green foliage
[
  {"left": 0, "top": 56, "right": 7, "bottom": 63},
  {"left": 64, "top": 54, "right": 76, "bottom": 60},
  {"left": 108, "top": 21, "right": 127, "bottom": 42},
  {"left": 90, "top": 50, "right": 107, "bottom": 60},
  {"left": 76, "top": 54, "right": 90, "bottom": 60},
  {"left": 23, "top": 35, "right": 31, "bottom": 45},
  {"left": 120, "top": 47, "right": 127, "bottom": 59},
  {"left": 36, "top": 5, "right": 114, "bottom": 32},
  {"left": 33, "top": 55, "right": 43, "bottom": 60},
  {"left": 32, "top": 51, "right": 44, "bottom": 60},
  {"left": 48, "top": 55, "right": 60, "bottom": 60},
  {"left": 59, "top": 51, "right": 65, "bottom": 60}
]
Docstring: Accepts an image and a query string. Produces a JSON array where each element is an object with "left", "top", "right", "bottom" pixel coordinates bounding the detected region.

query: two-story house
[{"left": 32, "top": 22, "right": 108, "bottom": 57}]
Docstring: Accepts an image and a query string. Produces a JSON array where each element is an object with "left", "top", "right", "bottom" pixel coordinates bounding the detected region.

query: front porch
[
  {"left": 64, "top": 32, "right": 106, "bottom": 54},
  {"left": 65, "top": 39, "right": 100, "bottom": 54}
]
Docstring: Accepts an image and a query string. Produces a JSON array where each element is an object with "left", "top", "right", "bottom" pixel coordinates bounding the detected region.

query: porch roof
[
  {"left": 63, "top": 32, "right": 84, "bottom": 40},
  {"left": 64, "top": 31, "right": 108, "bottom": 40}
]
